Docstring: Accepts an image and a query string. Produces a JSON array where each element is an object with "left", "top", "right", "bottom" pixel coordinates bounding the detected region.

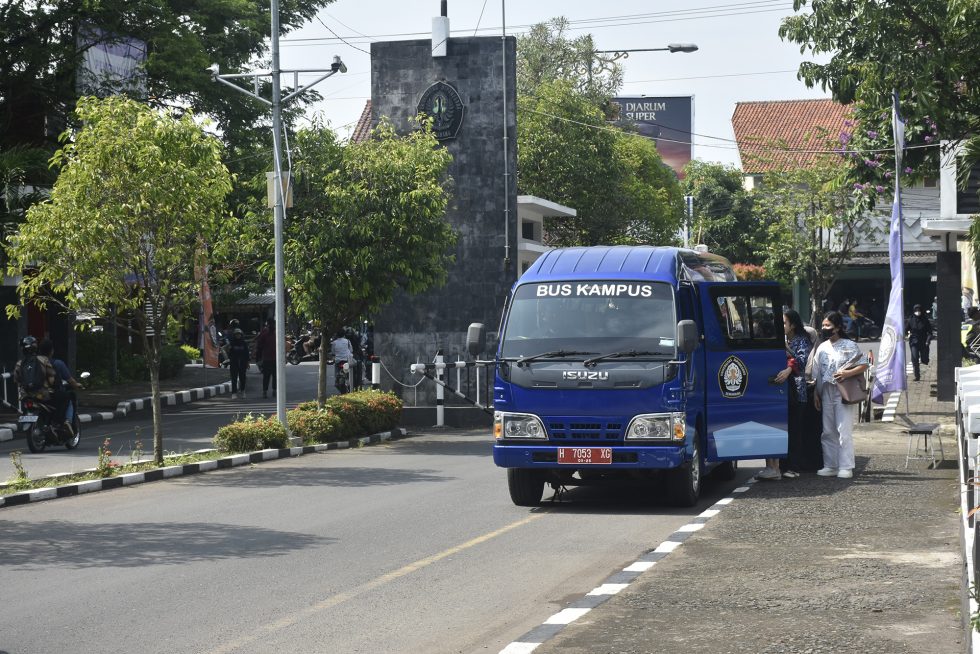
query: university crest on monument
[{"left": 417, "top": 81, "right": 464, "bottom": 140}]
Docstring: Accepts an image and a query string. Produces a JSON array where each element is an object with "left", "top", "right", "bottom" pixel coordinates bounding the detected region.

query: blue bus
[{"left": 470, "top": 246, "right": 788, "bottom": 506}]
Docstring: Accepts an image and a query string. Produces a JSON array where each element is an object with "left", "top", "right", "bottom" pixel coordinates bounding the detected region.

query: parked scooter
[{"left": 19, "top": 371, "right": 91, "bottom": 453}]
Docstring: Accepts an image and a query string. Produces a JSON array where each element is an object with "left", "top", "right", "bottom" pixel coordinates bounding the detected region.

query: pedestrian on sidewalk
[
  {"left": 813, "top": 311, "right": 868, "bottom": 479},
  {"left": 227, "top": 328, "right": 250, "bottom": 399},
  {"left": 905, "top": 303, "right": 933, "bottom": 382},
  {"left": 254, "top": 318, "right": 277, "bottom": 399}
]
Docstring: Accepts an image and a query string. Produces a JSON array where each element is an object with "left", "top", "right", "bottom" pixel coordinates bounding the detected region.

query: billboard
[{"left": 611, "top": 96, "right": 693, "bottom": 178}]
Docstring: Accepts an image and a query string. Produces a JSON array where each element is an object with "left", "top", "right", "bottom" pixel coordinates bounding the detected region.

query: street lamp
[
  {"left": 595, "top": 44, "right": 699, "bottom": 61},
  {"left": 211, "top": 1, "right": 347, "bottom": 439}
]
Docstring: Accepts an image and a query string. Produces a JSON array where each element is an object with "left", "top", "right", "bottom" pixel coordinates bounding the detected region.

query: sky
[{"left": 278, "top": 0, "right": 832, "bottom": 168}]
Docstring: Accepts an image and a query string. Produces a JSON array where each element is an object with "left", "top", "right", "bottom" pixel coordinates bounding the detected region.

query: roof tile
[{"left": 732, "top": 99, "right": 852, "bottom": 173}]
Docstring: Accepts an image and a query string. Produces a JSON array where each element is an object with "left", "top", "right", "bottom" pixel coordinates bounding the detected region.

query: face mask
[
  {"left": 914, "top": 311, "right": 922, "bottom": 317},
  {"left": 820, "top": 327, "right": 835, "bottom": 339}
]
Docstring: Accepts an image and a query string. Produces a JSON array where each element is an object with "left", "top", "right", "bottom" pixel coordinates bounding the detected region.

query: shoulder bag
[{"left": 836, "top": 352, "right": 867, "bottom": 404}]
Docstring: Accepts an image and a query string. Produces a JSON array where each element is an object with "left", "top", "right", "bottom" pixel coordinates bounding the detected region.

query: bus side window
[{"left": 712, "top": 292, "right": 780, "bottom": 346}]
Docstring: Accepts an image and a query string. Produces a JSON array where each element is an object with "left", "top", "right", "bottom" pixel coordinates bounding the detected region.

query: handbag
[{"left": 836, "top": 352, "right": 867, "bottom": 404}]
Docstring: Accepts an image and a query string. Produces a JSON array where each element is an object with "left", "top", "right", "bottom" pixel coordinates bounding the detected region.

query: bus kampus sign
[{"left": 611, "top": 96, "right": 693, "bottom": 179}]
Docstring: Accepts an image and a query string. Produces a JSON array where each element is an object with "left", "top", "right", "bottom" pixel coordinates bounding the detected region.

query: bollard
[
  {"left": 435, "top": 352, "right": 445, "bottom": 427},
  {"left": 371, "top": 358, "right": 381, "bottom": 390}
]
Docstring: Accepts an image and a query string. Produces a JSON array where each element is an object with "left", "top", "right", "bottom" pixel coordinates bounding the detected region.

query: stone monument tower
[{"left": 366, "top": 2, "right": 518, "bottom": 403}]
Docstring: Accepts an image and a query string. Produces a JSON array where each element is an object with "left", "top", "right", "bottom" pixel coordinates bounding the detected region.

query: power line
[
  {"left": 474, "top": 0, "right": 490, "bottom": 37},
  {"left": 282, "top": 1, "right": 794, "bottom": 47},
  {"left": 314, "top": 15, "right": 371, "bottom": 55},
  {"left": 524, "top": 108, "right": 946, "bottom": 155},
  {"left": 622, "top": 69, "right": 800, "bottom": 84}
]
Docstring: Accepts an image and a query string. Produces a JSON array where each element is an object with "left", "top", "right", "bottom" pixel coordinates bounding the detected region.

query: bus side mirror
[
  {"left": 467, "top": 323, "right": 486, "bottom": 357},
  {"left": 677, "top": 320, "right": 698, "bottom": 354}
]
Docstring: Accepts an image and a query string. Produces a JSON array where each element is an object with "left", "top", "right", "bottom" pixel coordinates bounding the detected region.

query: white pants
[{"left": 819, "top": 384, "right": 856, "bottom": 471}]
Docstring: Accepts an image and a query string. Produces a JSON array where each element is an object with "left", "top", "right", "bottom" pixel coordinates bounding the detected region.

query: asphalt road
[
  {"left": 0, "top": 362, "right": 323, "bottom": 481},
  {"left": 0, "top": 427, "right": 758, "bottom": 654}
]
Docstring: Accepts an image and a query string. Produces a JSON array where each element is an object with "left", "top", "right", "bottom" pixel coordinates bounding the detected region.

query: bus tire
[
  {"left": 667, "top": 435, "right": 702, "bottom": 507},
  {"left": 507, "top": 468, "right": 545, "bottom": 507}
]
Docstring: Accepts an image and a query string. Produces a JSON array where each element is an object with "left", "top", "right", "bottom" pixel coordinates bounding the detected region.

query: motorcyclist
[
  {"left": 38, "top": 338, "right": 81, "bottom": 431},
  {"left": 330, "top": 329, "right": 354, "bottom": 393},
  {"left": 13, "top": 336, "right": 56, "bottom": 404}
]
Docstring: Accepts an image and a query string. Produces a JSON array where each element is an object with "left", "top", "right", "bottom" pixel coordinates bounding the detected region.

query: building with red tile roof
[
  {"left": 350, "top": 100, "right": 373, "bottom": 144},
  {"left": 731, "top": 98, "right": 852, "bottom": 175}
]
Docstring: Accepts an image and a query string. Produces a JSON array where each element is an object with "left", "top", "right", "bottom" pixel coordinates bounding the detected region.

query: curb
[
  {"left": 0, "top": 381, "right": 233, "bottom": 443},
  {"left": 0, "top": 427, "right": 406, "bottom": 509},
  {"left": 499, "top": 480, "right": 757, "bottom": 654}
]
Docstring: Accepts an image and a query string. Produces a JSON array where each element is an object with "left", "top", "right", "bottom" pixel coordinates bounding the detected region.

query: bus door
[{"left": 697, "top": 282, "right": 788, "bottom": 461}]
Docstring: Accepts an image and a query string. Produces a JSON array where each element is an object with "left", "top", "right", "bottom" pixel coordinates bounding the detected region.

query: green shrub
[
  {"left": 288, "top": 407, "right": 342, "bottom": 444},
  {"left": 180, "top": 345, "right": 201, "bottom": 362},
  {"left": 293, "top": 401, "right": 320, "bottom": 412},
  {"left": 158, "top": 343, "right": 187, "bottom": 379},
  {"left": 325, "top": 390, "right": 402, "bottom": 439},
  {"left": 213, "top": 415, "right": 289, "bottom": 452}
]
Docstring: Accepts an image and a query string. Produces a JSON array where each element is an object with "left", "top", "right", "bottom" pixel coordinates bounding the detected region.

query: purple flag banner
[{"left": 871, "top": 92, "right": 907, "bottom": 404}]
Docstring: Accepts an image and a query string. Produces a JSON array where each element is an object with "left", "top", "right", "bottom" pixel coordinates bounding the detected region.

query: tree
[
  {"left": 516, "top": 17, "right": 623, "bottom": 104},
  {"left": 779, "top": 1, "right": 980, "bottom": 194},
  {"left": 681, "top": 161, "right": 763, "bottom": 264},
  {"left": 283, "top": 119, "right": 456, "bottom": 404},
  {"left": 6, "top": 96, "right": 232, "bottom": 464},
  {"left": 518, "top": 80, "right": 682, "bottom": 246},
  {"left": 753, "top": 159, "right": 869, "bottom": 324},
  {"left": 0, "top": 1, "right": 337, "bottom": 152}
]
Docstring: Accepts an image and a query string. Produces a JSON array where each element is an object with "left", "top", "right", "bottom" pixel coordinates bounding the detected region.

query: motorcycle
[
  {"left": 287, "top": 332, "right": 321, "bottom": 365},
  {"left": 19, "top": 372, "right": 90, "bottom": 453}
]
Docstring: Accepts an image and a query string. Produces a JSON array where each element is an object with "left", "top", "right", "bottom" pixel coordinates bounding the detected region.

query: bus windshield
[{"left": 500, "top": 281, "right": 676, "bottom": 360}]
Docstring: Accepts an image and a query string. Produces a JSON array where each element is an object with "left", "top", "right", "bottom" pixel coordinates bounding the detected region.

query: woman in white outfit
[{"left": 813, "top": 311, "right": 868, "bottom": 479}]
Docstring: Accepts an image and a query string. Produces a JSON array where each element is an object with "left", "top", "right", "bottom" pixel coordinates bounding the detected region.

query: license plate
[
  {"left": 557, "top": 447, "right": 612, "bottom": 465},
  {"left": 19, "top": 415, "right": 38, "bottom": 424}
]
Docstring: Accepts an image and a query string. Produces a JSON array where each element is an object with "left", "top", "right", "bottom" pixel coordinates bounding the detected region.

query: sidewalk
[
  {"left": 529, "top": 361, "right": 966, "bottom": 653},
  {"left": 0, "top": 364, "right": 231, "bottom": 441}
]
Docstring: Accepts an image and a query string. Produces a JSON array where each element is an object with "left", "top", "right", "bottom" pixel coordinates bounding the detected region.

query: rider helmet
[
  {"left": 21, "top": 335, "right": 37, "bottom": 356},
  {"left": 233, "top": 328, "right": 244, "bottom": 339}
]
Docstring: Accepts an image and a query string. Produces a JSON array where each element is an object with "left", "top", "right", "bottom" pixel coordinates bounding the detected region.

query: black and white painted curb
[
  {"left": 0, "top": 381, "right": 233, "bottom": 443},
  {"left": 0, "top": 427, "right": 406, "bottom": 509},
  {"left": 498, "top": 480, "right": 757, "bottom": 654}
]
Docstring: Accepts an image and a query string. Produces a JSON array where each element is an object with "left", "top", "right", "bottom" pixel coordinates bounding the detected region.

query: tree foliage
[
  {"left": 779, "top": 1, "right": 980, "bottom": 185},
  {"left": 753, "top": 160, "right": 869, "bottom": 324},
  {"left": 517, "top": 80, "right": 682, "bottom": 246},
  {"left": 283, "top": 119, "right": 456, "bottom": 404},
  {"left": 6, "top": 96, "right": 232, "bottom": 463},
  {"left": 516, "top": 17, "right": 623, "bottom": 104},
  {"left": 681, "top": 161, "right": 763, "bottom": 264},
  {"left": 0, "top": 0, "right": 337, "bottom": 151}
]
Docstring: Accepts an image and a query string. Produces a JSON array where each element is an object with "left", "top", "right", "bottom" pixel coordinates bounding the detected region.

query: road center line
[{"left": 208, "top": 512, "right": 546, "bottom": 654}]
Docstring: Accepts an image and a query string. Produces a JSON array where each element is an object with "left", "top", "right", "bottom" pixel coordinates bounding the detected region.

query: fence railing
[{"left": 409, "top": 354, "right": 495, "bottom": 425}]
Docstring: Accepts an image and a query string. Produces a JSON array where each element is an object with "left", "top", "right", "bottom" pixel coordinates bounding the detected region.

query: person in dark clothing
[
  {"left": 254, "top": 318, "right": 277, "bottom": 399},
  {"left": 905, "top": 303, "right": 933, "bottom": 381},
  {"left": 227, "top": 328, "right": 250, "bottom": 399},
  {"left": 38, "top": 338, "right": 80, "bottom": 430}
]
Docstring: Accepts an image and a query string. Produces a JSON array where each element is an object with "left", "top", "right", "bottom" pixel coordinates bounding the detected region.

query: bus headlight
[
  {"left": 626, "top": 413, "right": 686, "bottom": 441},
  {"left": 494, "top": 412, "right": 546, "bottom": 439}
]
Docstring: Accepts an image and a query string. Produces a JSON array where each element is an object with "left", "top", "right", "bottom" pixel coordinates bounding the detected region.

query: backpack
[{"left": 20, "top": 355, "right": 46, "bottom": 393}]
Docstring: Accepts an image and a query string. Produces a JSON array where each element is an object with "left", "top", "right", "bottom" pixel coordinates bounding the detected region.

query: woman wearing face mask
[
  {"left": 905, "top": 303, "right": 933, "bottom": 382},
  {"left": 812, "top": 311, "right": 868, "bottom": 479},
  {"left": 757, "top": 309, "right": 817, "bottom": 480}
]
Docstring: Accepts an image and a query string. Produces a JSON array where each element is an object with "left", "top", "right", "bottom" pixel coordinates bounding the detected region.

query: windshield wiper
[
  {"left": 515, "top": 350, "right": 596, "bottom": 367},
  {"left": 583, "top": 350, "right": 662, "bottom": 367}
]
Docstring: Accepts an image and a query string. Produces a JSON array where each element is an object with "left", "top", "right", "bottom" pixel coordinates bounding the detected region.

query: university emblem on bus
[
  {"left": 718, "top": 355, "right": 748, "bottom": 399},
  {"left": 417, "top": 81, "right": 464, "bottom": 140}
]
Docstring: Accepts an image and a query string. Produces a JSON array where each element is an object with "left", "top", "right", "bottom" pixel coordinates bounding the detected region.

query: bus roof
[{"left": 520, "top": 246, "right": 736, "bottom": 286}]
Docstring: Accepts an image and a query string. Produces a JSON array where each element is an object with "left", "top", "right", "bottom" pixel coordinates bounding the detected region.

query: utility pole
[{"left": 210, "top": 1, "right": 347, "bottom": 438}]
